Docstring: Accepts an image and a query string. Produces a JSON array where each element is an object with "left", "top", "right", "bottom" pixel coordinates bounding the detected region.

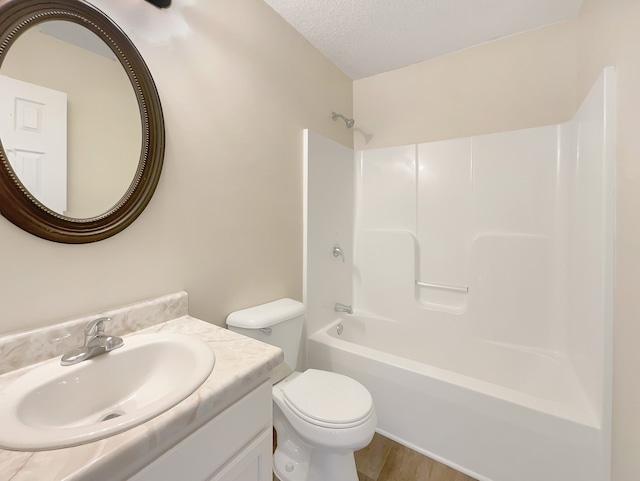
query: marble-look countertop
[{"left": 0, "top": 293, "right": 283, "bottom": 481}]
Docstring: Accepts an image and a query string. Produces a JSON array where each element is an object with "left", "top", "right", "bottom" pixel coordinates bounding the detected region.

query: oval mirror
[{"left": 0, "top": 0, "right": 165, "bottom": 243}]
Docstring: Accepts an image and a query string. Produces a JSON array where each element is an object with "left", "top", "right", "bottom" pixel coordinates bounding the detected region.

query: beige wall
[
  {"left": 0, "top": 0, "right": 352, "bottom": 334},
  {"left": 353, "top": 1, "right": 640, "bottom": 479},
  {"left": 353, "top": 21, "right": 578, "bottom": 150}
]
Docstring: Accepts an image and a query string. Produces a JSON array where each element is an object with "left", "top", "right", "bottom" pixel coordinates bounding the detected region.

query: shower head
[{"left": 332, "top": 112, "right": 355, "bottom": 129}]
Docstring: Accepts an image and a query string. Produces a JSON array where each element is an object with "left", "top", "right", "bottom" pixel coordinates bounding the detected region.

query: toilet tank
[{"left": 226, "top": 298, "right": 305, "bottom": 376}]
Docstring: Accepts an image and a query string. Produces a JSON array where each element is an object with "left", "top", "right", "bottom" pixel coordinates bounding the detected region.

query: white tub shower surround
[{"left": 305, "top": 68, "right": 614, "bottom": 481}]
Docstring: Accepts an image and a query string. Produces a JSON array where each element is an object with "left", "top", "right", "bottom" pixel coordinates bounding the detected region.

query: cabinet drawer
[{"left": 130, "top": 382, "right": 272, "bottom": 481}]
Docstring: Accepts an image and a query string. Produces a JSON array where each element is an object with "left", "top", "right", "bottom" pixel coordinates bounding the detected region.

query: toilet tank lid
[{"left": 226, "top": 298, "right": 304, "bottom": 329}]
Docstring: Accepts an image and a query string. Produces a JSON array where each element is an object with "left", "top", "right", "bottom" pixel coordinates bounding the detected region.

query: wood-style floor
[
  {"left": 273, "top": 431, "right": 478, "bottom": 481},
  {"left": 355, "top": 433, "right": 478, "bottom": 481}
]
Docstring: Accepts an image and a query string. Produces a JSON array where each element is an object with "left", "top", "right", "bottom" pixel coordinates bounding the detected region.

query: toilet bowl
[
  {"left": 226, "top": 299, "right": 376, "bottom": 481},
  {"left": 272, "top": 370, "right": 376, "bottom": 481}
]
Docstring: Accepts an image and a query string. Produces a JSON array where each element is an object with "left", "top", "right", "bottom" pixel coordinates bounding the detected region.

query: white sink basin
[{"left": 0, "top": 332, "right": 215, "bottom": 451}]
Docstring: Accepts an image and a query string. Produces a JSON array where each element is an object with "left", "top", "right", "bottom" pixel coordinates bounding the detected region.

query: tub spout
[{"left": 335, "top": 303, "right": 353, "bottom": 314}]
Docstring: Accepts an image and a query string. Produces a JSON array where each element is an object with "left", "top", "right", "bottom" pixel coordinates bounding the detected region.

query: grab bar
[{"left": 415, "top": 280, "right": 469, "bottom": 293}]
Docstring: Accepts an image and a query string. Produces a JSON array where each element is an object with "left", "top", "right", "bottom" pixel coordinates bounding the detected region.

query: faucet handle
[
  {"left": 85, "top": 317, "right": 112, "bottom": 337},
  {"left": 333, "top": 244, "right": 345, "bottom": 263}
]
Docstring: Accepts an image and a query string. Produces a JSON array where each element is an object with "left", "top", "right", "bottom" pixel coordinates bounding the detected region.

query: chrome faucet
[
  {"left": 334, "top": 303, "right": 353, "bottom": 314},
  {"left": 60, "top": 317, "right": 124, "bottom": 366}
]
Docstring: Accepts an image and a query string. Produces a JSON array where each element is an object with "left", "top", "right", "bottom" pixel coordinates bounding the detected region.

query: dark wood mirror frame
[{"left": 0, "top": 0, "right": 165, "bottom": 243}]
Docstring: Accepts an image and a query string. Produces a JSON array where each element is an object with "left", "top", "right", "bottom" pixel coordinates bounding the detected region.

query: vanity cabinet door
[
  {"left": 129, "top": 382, "right": 271, "bottom": 481},
  {"left": 208, "top": 428, "right": 272, "bottom": 481}
]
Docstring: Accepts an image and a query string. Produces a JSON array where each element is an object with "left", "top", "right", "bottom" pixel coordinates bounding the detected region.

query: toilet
[{"left": 226, "top": 298, "right": 376, "bottom": 481}]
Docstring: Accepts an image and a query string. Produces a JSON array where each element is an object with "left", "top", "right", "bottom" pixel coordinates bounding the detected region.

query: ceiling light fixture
[{"left": 144, "top": 0, "right": 171, "bottom": 8}]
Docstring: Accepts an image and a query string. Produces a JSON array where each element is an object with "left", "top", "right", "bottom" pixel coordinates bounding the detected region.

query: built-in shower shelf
[
  {"left": 415, "top": 280, "right": 468, "bottom": 313},
  {"left": 415, "top": 281, "right": 469, "bottom": 293}
]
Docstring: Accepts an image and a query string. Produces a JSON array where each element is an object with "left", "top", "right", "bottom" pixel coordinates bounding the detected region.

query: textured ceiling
[{"left": 263, "top": 0, "right": 584, "bottom": 79}]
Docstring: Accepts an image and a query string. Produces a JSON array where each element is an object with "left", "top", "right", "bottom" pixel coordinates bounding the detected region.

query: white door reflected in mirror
[
  {"left": 0, "top": 75, "right": 67, "bottom": 214},
  {"left": 0, "top": 20, "right": 142, "bottom": 219}
]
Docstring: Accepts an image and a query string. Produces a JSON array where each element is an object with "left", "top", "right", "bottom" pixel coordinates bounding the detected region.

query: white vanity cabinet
[{"left": 129, "top": 382, "right": 273, "bottom": 481}]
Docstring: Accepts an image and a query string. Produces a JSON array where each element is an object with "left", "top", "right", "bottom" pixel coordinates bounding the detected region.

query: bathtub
[{"left": 306, "top": 315, "right": 605, "bottom": 481}]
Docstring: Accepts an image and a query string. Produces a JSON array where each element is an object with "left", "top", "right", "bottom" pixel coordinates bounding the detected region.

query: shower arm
[{"left": 332, "top": 112, "right": 355, "bottom": 128}]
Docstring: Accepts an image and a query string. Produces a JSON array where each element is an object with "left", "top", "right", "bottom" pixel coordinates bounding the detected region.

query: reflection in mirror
[
  {"left": 0, "top": 20, "right": 142, "bottom": 219},
  {"left": 0, "top": 0, "right": 164, "bottom": 243}
]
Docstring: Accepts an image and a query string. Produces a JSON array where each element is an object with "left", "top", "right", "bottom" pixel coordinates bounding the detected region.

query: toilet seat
[{"left": 281, "top": 369, "right": 374, "bottom": 428}]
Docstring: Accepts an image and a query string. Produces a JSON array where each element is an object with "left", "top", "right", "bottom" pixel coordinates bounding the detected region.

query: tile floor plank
[
  {"left": 358, "top": 473, "right": 377, "bottom": 481},
  {"left": 354, "top": 433, "right": 394, "bottom": 480},
  {"left": 355, "top": 433, "right": 479, "bottom": 481},
  {"left": 377, "top": 442, "right": 435, "bottom": 480}
]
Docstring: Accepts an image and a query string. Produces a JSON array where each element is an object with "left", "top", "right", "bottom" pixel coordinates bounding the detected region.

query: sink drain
[{"left": 100, "top": 412, "right": 123, "bottom": 422}]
